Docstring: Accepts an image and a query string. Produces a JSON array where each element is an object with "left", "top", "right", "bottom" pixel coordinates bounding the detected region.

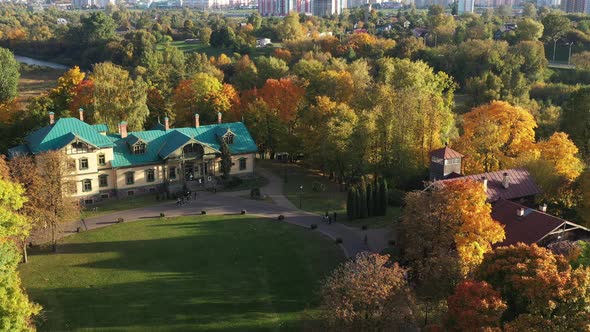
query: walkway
[{"left": 60, "top": 167, "right": 393, "bottom": 258}]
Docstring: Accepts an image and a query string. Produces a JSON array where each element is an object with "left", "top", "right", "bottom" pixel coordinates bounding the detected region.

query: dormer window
[
  {"left": 224, "top": 133, "right": 234, "bottom": 144},
  {"left": 68, "top": 141, "right": 89, "bottom": 154},
  {"left": 183, "top": 143, "right": 204, "bottom": 155},
  {"left": 133, "top": 142, "right": 146, "bottom": 155}
]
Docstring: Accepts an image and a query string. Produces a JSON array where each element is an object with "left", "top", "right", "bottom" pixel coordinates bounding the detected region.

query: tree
[
  {"left": 220, "top": 139, "right": 232, "bottom": 179},
  {"left": 199, "top": 27, "right": 212, "bottom": 45},
  {"left": 542, "top": 13, "right": 570, "bottom": 61},
  {"left": 455, "top": 101, "right": 537, "bottom": 174},
  {"left": 561, "top": 86, "right": 590, "bottom": 158},
  {"left": 0, "top": 47, "right": 19, "bottom": 103},
  {"left": 445, "top": 280, "right": 507, "bottom": 331},
  {"left": 515, "top": 18, "right": 544, "bottom": 41},
  {"left": 476, "top": 243, "right": 590, "bottom": 328},
  {"left": 0, "top": 242, "right": 41, "bottom": 331},
  {"left": 276, "top": 12, "right": 305, "bottom": 41},
  {"left": 90, "top": 62, "right": 149, "bottom": 131},
  {"left": 254, "top": 56, "right": 289, "bottom": 86},
  {"left": 572, "top": 51, "right": 590, "bottom": 70},
  {"left": 400, "top": 179, "right": 505, "bottom": 297},
  {"left": 35, "top": 151, "right": 80, "bottom": 252},
  {"left": 321, "top": 253, "right": 415, "bottom": 330},
  {"left": 537, "top": 132, "right": 583, "bottom": 181},
  {"left": 79, "top": 11, "right": 116, "bottom": 44},
  {"left": 523, "top": 3, "right": 537, "bottom": 18},
  {"left": 49, "top": 66, "right": 86, "bottom": 116}
]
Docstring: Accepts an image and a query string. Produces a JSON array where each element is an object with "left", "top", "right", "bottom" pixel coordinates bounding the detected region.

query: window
[
  {"left": 146, "top": 169, "right": 155, "bottom": 182},
  {"left": 125, "top": 172, "right": 134, "bottom": 185},
  {"left": 239, "top": 158, "right": 247, "bottom": 170},
  {"left": 98, "top": 154, "right": 106, "bottom": 166},
  {"left": 79, "top": 158, "right": 89, "bottom": 170},
  {"left": 100, "top": 193, "right": 109, "bottom": 199},
  {"left": 84, "top": 199, "right": 94, "bottom": 205},
  {"left": 431, "top": 156, "right": 443, "bottom": 165},
  {"left": 183, "top": 143, "right": 204, "bottom": 155},
  {"left": 133, "top": 143, "right": 146, "bottom": 155},
  {"left": 169, "top": 167, "right": 176, "bottom": 179},
  {"left": 99, "top": 175, "right": 108, "bottom": 187},
  {"left": 82, "top": 179, "right": 92, "bottom": 192},
  {"left": 444, "top": 158, "right": 461, "bottom": 165},
  {"left": 224, "top": 133, "right": 234, "bottom": 144},
  {"left": 68, "top": 141, "right": 89, "bottom": 154}
]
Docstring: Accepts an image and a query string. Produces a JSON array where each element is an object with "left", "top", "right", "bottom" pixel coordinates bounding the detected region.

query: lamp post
[
  {"left": 299, "top": 185, "right": 303, "bottom": 209},
  {"left": 566, "top": 41, "right": 574, "bottom": 65}
]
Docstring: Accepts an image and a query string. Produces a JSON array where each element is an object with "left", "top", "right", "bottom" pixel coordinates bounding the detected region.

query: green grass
[
  {"left": 258, "top": 160, "right": 399, "bottom": 229},
  {"left": 81, "top": 194, "right": 172, "bottom": 219},
  {"left": 19, "top": 215, "right": 344, "bottom": 331},
  {"left": 220, "top": 173, "right": 270, "bottom": 192}
]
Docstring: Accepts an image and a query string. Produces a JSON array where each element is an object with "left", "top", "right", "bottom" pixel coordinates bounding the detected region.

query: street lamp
[
  {"left": 566, "top": 41, "right": 575, "bottom": 66},
  {"left": 299, "top": 185, "right": 303, "bottom": 209}
]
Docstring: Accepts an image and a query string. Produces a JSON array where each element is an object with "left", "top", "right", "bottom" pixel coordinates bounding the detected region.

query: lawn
[
  {"left": 18, "top": 64, "right": 64, "bottom": 102},
  {"left": 19, "top": 215, "right": 344, "bottom": 331},
  {"left": 81, "top": 194, "right": 172, "bottom": 219},
  {"left": 258, "top": 160, "right": 400, "bottom": 229}
]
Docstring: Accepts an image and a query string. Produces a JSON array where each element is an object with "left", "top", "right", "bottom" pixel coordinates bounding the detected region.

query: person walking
[
  {"left": 328, "top": 215, "right": 332, "bottom": 225},
  {"left": 333, "top": 211, "right": 337, "bottom": 222}
]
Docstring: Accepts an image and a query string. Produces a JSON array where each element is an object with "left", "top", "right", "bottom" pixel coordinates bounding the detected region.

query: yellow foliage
[{"left": 537, "top": 132, "right": 583, "bottom": 181}]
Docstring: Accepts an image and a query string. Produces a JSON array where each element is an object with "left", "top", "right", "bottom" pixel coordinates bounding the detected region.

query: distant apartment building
[
  {"left": 474, "top": 0, "right": 519, "bottom": 7},
  {"left": 537, "top": 0, "right": 560, "bottom": 7},
  {"left": 561, "top": 0, "right": 589, "bottom": 13},
  {"left": 72, "top": 0, "right": 114, "bottom": 8},
  {"left": 259, "top": 0, "right": 311, "bottom": 15},
  {"left": 458, "top": 0, "right": 474, "bottom": 12},
  {"left": 312, "top": 0, "right": 346, "bottom": 15},
  {"left": 414, "top": 0, "right": 451, "bottom": 8}
]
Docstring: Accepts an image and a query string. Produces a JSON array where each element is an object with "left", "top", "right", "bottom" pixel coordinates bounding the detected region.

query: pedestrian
[
  {"left": 194, "top": 191, "right": 197, "bottom": 200},
  {"left": 328, "top": 215, "right": 332, "bottom": 225},
  {"left": 181, "top": 196, "right": 185, "bottom": 205},
  {"left": 176, "top": 198, "right": 181, "bottom": 206},
  {"left": 333, "top": 211, "right": 337, "bottom": 222},
  {"left": 364, "top": 235, "right": 368, "bottom": 245}
]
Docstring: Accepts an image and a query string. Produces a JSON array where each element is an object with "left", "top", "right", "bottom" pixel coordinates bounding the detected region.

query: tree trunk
[
  {"left": 52, "top": 225, "right": 57, "bottom": 252},
  {"left": 22, "top": 241, "right": 28, "bottom": 263}
]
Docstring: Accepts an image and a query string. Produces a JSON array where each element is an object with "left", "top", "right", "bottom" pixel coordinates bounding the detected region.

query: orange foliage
[
  {"left": 272, "top": 48, "right": 292, "bottom": 63},
  {"left": 0, "top": 98, "right": 21, "bottom": 124},
  {"left": 256, "top": 78, "right": 304, "bottom": 124},
  {"left": 446, "top": 280, "right": 507, "bottom": 331},
  {"left": 69, "top": 80, "right": 95, "bottom": 115}
]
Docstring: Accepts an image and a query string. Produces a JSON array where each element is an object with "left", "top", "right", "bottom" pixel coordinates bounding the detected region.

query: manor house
[{"left": 8, "top": 111, "right": 258, "bottom": 204}]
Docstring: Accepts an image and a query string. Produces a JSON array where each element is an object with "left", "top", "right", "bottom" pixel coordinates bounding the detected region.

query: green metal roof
[
  {"left": 91, "top": 124, "right": 109, "bottom": 132},
  {"left": 25, "top": 118, "right": 114, "bottom": 154},
  {"left": 15, "top": 118, "right": 258, "bottom": 167}
]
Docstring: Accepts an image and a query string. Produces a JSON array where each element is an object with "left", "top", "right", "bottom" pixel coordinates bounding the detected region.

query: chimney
[
  {"left": 502, "top": 172, "right": 510, "bottom": 189},
  {"left": 195, "top": 113, "right": 200, "bottom": 127},
  {"left": 481, "top": 176, "right": 488, "bottom": 192},
  {"left": 120, "top": 121, "right": 128, "bottom": 139},
  {"left": 79, "top": 108, "right": 84, "bottom": 122},
  {"left": 49, "top": 111, "right": 55, "bottom": 125},
  {"left": 539, "top": 203, "right": 547, "bottom": 213},
  {"left": 517, "top": 207, "right": 525, "bottom": 217},
  {"left": 217, "top": 112, "right": 222, "bottom": 124},
  {"left": 164, "top": 116, "right": 169, "bottom": 131}
]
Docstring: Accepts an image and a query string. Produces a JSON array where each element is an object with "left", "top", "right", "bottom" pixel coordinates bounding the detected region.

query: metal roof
[{"left": 430, "top": 146, "right": 464, "bottom": 159}]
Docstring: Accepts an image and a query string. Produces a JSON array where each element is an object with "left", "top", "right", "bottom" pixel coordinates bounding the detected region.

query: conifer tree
[
  {"left": 380, "top": 178, "right": 389, "bottom": 216},
  {"left": 367, "top": 181, "right": 374, "bottom": 217},
  {"left": 359, "top": 177, "right": 368, "bottom": 218},
  {"left": 347, "top": 186, "right": 354, "bottom": 219},
  {"left": 220, "top": 139, "right": 232, "bottom": 179}
]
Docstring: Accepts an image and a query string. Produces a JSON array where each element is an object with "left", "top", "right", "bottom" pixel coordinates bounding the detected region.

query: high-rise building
[
  {"left": 458, "top": 0, "right": 474, "bottom": 12},
  {"left": 561, "top": 0, "right": 589, "bottom": 12},
  {"left": 259, "top": 0, "right": 310, "bottom": 16},
  {"left": 311, "top": 0, "right": 345, "bottom": 15}
]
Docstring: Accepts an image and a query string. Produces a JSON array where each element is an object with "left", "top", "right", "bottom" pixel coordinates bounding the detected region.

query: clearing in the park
[{"left": 19, "top": 215, "right": 344, "bottom": 331}]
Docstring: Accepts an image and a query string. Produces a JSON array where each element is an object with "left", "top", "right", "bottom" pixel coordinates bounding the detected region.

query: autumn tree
[
  {"left": 35, "top": 151, "right": 80, "bottom": 252},
  {"left": 400, "top": 179, "right": 505, "bottom": 298},
  {"left": 90, "top": 62, "right": 149, "bottom": 131},
  {"left": 476, "top": 243, "right": 590, "bottom": 328},
  {"left": 455, "top": 101, "right": 537, "bottom": 174},
  {"left": 49, "top": 66, "right": 86, "bottom": 117},
  {"left": 537, "top": 132, "right": 583, "bottom": 181},
  {"left": 321, "top": 253, "right": 415, "bottom": 331},
  {"left": 276, "top": 11, "right": 305, "bottom": 41},
  {"left": 445, "top": 280, "right": 507, "bottom": 331}
]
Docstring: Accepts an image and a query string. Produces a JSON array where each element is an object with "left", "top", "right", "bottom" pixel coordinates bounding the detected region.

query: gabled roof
[
  {"left": 442, "top": 168, "right": 541, "bottom": 202},
  {"left": 91, "top": 124, "right": 109, "bottom": 133},
  {"left": 491, "top": 200, "right": 585, "bottom": 247},
  {"left": 7, "top": 144, "right": 30, "bottom": 158},
  {"left": 125, "top": 134, "right": 146, "bottom": 146},
  {"left": 430, "top": 146, "right": 464, "bottom": 159},
  {"left": 25, "top": 118, "right": 114, "bottom": 154},
  {"left": 158, "top": 131, "right": 194, "bottom": 159}
]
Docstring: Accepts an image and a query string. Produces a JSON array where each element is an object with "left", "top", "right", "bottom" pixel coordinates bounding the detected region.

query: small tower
[{"left": 429, "top": 145, "right": 464, "bottom": 180}]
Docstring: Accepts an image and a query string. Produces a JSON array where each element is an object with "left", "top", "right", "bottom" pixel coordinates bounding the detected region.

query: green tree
[
  {"left": 0, "top": 47, "right": 19, "bottom": 103},
  {"left": 515, "top": 18, "right": 544, "bottom": 41},
  {"left": 255, "top": 56, "right": 289, "bottom": 86},
  {"left": 523, "top": 3, "right": 537, "bottom": 18},
  {"left": 90, "top": 62, "right": 149, "bottom": 131},
  {"left": 248, "top": 12, "right": 262, "bottom": 30},
  {"left": 542, "top": 13, "right": 571, "bottom": 61},
  {"left": 561, "top": 86, "right": 590, "bottom": 158},
  {"left": 80, "top": 11, "right": 116, "bottom": 43},
  {"left": 276, "top": 11, "right": 304, "bottom": 41},
  {"left": 199, "top": 27, "right": 212, "bottom": 45},
  {"left": 220, "top": 138, "right": 232, "bottom": 179}
]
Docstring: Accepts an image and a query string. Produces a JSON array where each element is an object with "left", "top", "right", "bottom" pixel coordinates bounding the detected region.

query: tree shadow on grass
[{"left": 23, "top": 216, "right": 342, "bottom": 331}]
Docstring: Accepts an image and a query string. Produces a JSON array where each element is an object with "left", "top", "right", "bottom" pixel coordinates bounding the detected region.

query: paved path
[{"left": 60, "top": 166, "right": 393, "bottom": 258}]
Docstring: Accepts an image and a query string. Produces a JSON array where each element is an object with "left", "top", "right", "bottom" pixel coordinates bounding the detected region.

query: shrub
[
  {"left": 388, "top": 188, "right": 405, "bottom": 206},
  {"left": 201, "top": 210, "right": 206, "bottom": 215},
  {"left": 312, "top": 181, "right": 326, "bottom": 192},
  {"left": 160, "top": 212, "right": 165, "bottom": 218},
  {"left": 310, "top": 224, "right": 318, "bottom": 229},
  {"left": 335, "top": 237, "right": 343, "bottom": 244},
  {"left": 241, "top": 209, "right": 246, "bottom": 215},
  {"left": 226, "top": 176, "right": 243, "bottom": 188},
  {"left": 117, "top": 217, "right": 124, "bottom": 223},
  {"left": 278, "top": 214, "right": 285, "bottom": 220}
]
